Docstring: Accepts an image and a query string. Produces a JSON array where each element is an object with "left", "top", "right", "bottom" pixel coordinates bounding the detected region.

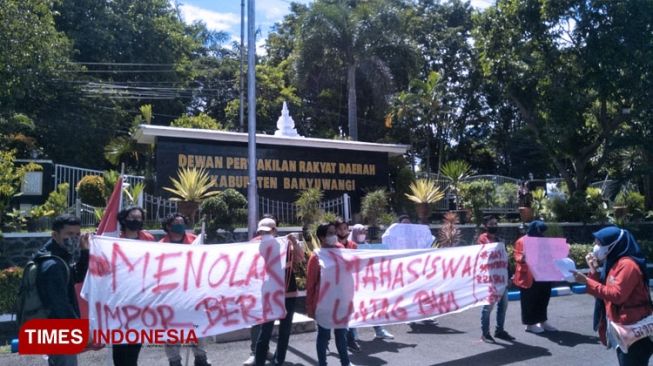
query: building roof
[{"left": 134, "top": 125, "right": 409, "bottom": 156}]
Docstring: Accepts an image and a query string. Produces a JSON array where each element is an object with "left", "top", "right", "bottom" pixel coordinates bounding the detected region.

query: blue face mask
[{"left": 171, "top": 223, "right": 186, "bottom": 235}]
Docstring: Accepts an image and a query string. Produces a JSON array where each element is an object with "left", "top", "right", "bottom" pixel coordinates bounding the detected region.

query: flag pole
[{"left": 246, "top": 0, "right": 258, "bottom": 239}]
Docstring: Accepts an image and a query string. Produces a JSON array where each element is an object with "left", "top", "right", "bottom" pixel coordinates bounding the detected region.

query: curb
[{"left": 508, "top": 286, "right": 575, "bottom": 301}]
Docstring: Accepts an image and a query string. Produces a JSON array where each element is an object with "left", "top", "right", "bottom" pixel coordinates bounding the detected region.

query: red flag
[
  {"left": 96, "top": 175, "right": 123, "bottom": 237},
  {"left": 77, "top": 175, "right": 123, "bottom": 338}
]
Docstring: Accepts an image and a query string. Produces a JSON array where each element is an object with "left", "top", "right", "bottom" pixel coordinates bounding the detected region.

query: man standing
[
  {"left": 160, "top": 213, "right": 211, "bottom": 366},
  {"left": 477, "top": 215, "right": 515, "bottom": 343},
  {"left": 35, "top": 214, "right": 90, "bottom": 366}
]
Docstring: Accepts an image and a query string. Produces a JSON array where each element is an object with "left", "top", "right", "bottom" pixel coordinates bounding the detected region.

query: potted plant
[
  {"left": 163, "top": 167, "right": 219, "bottom": 224},
  {"left": 360, "top": 188, "right": 389, "bottom": 240},
  {"left": 531, "top": 188, "right": 547, "bottom": 220},
  {"left": 440, "top": 160, "right": 472, "bottom": 209},
  {"left": 295, "top": 188, "right": 324, "bottom": 240},
  {"left": 405, "top": 179, "right": 445, "bottom": 224},
  {"left": 518, "top": 181, "right": 533, "bottom": 222},
  {"left": 458, "top": 180, "right": 495, "bottom": 227}
]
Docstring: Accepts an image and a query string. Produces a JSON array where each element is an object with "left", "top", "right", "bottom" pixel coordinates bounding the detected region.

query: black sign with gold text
[{"left": 155, "top": 137, "right": 389, "bottom": 207}]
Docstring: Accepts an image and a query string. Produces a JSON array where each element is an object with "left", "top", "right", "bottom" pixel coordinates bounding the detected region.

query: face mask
[
  {"left": 61, "top": 236, "right": 80, "bottom": 255},
  {"left": 592, "top": 244, "right": 609, "bottom": 261},
  {"left": 123, "top": 219, "right": 143, "bottom": 232},
  {"left": 261, "top": 234, "right": 274, "bottom": 241},
  {"left": 357, "top": 234, "right": 367, "bottom": 243},
  {"left": 487, "top": 227, "right": 498, "bottom": 234},
  {"left": 325, "top": 235, "right": 338, "bottom": 246},
  {"left": 171, "top": 223, "right": 186, "bottom": 235}
]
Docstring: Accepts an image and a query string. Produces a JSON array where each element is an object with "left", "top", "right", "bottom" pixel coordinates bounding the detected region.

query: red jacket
[
  {"left": 340, "top": 239, "right": 358, "bottom": 249},
  {"left": 120, "top": 230, "right": 155, "bottom": 241},
  {"left": 159, "top": 232, "right": 197, "bottom": 244},
  {"left": 512, "top": 236, "right": 533, "bottom": 289},
  {"left": 586, "top": 257, "right": 653, "bottom": 345},
  {"left": 306, "top": 242, "right": 345, "bottom": 319}
]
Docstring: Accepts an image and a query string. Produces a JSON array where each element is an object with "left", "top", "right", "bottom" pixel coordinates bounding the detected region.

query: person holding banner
[
  {"left": 252, "top": 217, "right": 305, "bottom": 366},
  {"left": 112, "top": 206, "right": 155, "bottom": 366},
  {"left": 159, "top": 213, "right": 211, "bottom": 366},
  {"left": 347, "top": 224, "right": 394, "bottom": 341},
  {"left": 478, "top": 216, "right": 515, "bottom": 343},
  {"left": 35, "top": 214, "right": 90, "bottom": 366},
  {"left": 513, "top": 220, "right": 557, "bottom": 334},
  {"left": 335, "top": 218, "right": 362, "bottom": 352},
  {"left": 307, "top": 222, "right": 357, "bottom": 366},
  {"left": 572, "top": 226, "right": 653, "bottom": 366}
]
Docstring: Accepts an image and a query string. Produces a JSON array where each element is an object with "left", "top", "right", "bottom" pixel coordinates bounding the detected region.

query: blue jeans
[
  {"left": 255, "top": 297, "right": 296, "bottom": 366},
  {"left": 317, "top": 325, "right": 350, "bottom": 366},
  {"left": 481, "top": 290, "right": 508, "bottom": 335}
]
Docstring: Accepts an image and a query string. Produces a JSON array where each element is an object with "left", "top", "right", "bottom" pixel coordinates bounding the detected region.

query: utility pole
[
  {"left": 239, "top": 0, "right": 245, "bottom": 132},
  {"left": 246, "top": 0, "right": 257, "bottom": 239}
]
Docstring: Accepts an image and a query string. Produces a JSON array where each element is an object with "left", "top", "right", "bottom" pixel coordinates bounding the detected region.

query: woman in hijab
[
  {"left": 573, "top": 226, "right": 653, "bottom": 365},
  {"left": 513, "top": 220, "right": 557, "bottom": 333}
]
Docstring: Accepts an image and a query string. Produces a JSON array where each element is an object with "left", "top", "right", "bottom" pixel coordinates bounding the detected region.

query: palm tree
[{"left": 297, "top": 0, "right": 412, "bottom": 140}]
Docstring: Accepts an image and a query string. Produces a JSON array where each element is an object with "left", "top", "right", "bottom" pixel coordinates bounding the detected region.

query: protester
[
  {"left": 35, "top": 214, "right": 89, "bottom": 366},
  {"left": 307, "top": 222, "right": 357, "bottom": 366},
  {"left": 348, "top": 224, "right": 395, "bottom": 340},
  {"left": 112, "top": 207, "right": 155, "bottom": 366},
  {"left": 160, "top": 213, "right": 211, "bottom": 366},
  {"left": 477, "top": 215, "right": 514, "bottom": 343},
  {"left": 513, "top": 220, "right": 557, "bottom": 333},
  {"left": 334, "top": 218, "right": 361, "bottom": 352},
  {"left": 572, "top": 226, "right": 653, "bottom": 365},
  {"left": 252, "top": 217, "right": 305, "bottom": 366}
]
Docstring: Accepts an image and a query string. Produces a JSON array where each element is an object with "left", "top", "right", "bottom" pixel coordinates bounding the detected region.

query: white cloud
[{"left": 179, "top": 4, "right": 240, "bottom": 31}]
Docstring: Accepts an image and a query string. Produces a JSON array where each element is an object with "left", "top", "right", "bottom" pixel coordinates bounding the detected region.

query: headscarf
[
  {"left": 591, "top": 226, "right": 649, "bottom": 332},
  {"left": 526, "top": 220, "right": 547, "bottom": 237},
  {"left": 348, "top": 224, "right": 367, "bottom": 244}
]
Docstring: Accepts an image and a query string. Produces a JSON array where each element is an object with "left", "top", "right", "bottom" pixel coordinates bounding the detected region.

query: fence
[
  {"left": 259, "top": 193, "right": 352, "bottom": 225},
  {"left": 143, "top": 193, "right": 178, "bottom": 226},
  {"left": 53, "top": 164, "right": 144, "bottom": 207}
]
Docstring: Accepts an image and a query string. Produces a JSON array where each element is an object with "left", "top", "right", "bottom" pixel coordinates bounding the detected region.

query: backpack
[{"left": 16, "top": 253, "right": 70, "bottom": 327}]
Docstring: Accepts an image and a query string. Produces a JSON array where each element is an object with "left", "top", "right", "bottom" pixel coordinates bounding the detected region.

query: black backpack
[{"left": 16, "top": 253, "right": 70, "bottom": 326}]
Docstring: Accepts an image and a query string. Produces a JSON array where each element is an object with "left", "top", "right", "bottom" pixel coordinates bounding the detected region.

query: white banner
[
  {"left": 381, "top": 223, "right": 435, "bottom": 249},
  {"left": 81, "top": 236, "right": 287, "bottom": 339},
  {"left": 314, "top": 243, "right": 508, "bottom": 329}
]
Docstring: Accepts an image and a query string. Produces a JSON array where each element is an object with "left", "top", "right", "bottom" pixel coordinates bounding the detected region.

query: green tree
[
  {"left": 171, "top": 113, "right": 223, "bottom": 130},
  {"left": 474, "top": 0, "right": 653, "bottom": 193},
  {"left": 297, "top": 0, "right": 414, "bottom": 140}
]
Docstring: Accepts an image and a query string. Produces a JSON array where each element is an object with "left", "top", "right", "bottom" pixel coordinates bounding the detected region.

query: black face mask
[
  {"left": 487, "top": 226, "right": 498, "bottom": 234},
  {"left": 123, "top": 219, "right": 144, "bottom": 232}
]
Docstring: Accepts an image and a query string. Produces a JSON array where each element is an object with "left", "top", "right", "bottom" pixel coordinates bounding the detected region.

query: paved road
[{"left": 3, "top": 293, "right": 646, "bottom": 366}]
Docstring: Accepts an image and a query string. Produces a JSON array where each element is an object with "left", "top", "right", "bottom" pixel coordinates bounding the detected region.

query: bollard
[
  {"left": 571, "top": 285, "right": 587, "bottom": 294},
  {"left": 11, "top": 338, "right": 18, "bottom": 353}
]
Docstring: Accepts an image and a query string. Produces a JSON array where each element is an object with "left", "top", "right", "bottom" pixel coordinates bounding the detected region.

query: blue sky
[{"left": 177, "top": 0, "right": 494, "bottom": 50}]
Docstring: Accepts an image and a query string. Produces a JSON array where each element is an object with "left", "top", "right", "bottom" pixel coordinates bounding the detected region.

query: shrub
[
  {"left": 296, "top": 188, "right": 324, "bottom": 229},
  {"left": 615, "top": 190, "right": 646, "bottom": 221},
  {"left": 76, "top": 175, "right": 106, "bottom": 206},
  {"left": 201, "top": 188, "right": 247, "bottom": 240},
  {"left": 459, "top": 180, "right": 495, "bottom": 226},
  {"left": 0, "top": 266, "right": 23, "bottom": 315},
  {"left": 549, "top": 191, "right": 593, "bottom": 223},
  {"left": 361, "top": 189, "right": 389, "bottom": 226},
  {"left": 569, "top": 243, "right": 593, "bottom": 269},
  {"left": 494, "top": 183, "right": 518, "bottom": 207},
  {"left": 586, "top": 187, "right": 608, "bottom": 223},
  {"left": 43, "top": 183, "right": 69, "bottom": 216}
]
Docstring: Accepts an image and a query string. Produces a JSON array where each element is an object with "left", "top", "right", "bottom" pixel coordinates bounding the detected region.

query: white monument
[{"left": 274, "top": 102, "right": 302, "bottom": 137}]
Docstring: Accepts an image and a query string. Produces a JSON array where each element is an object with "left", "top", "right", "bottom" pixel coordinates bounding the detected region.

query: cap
[{"left": 257, "top": 218, "right": 276, "bottom": 233}]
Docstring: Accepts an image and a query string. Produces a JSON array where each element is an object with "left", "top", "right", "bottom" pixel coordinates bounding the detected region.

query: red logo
[{"left": 19, "top": 319, "right": 89, "bottom": 354}]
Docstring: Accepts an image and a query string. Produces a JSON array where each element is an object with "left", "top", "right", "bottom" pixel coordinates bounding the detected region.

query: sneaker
[
  {"left": 194, "top": 357, "right": 212, "bottom": 366},
  {"left": 243, "top": 355, "right": 255, "bottom": 366},
  {"left": 541, "top": 321, "right": 558, "bottom": 332},
  {"left": 375, "top": 329, "right": 395, "bottom": 340},
  {"left": 494, "top": 330, "right": 516, "bottom": 341},
  {"left": 481, "top": 333, "right": 496, "bottom": 343},
  {"left": 525, "top": 324, "right": 544, "bottom": 334},
  {"left": 347, "top": 338, "right": 361, "bottom": 352}
]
